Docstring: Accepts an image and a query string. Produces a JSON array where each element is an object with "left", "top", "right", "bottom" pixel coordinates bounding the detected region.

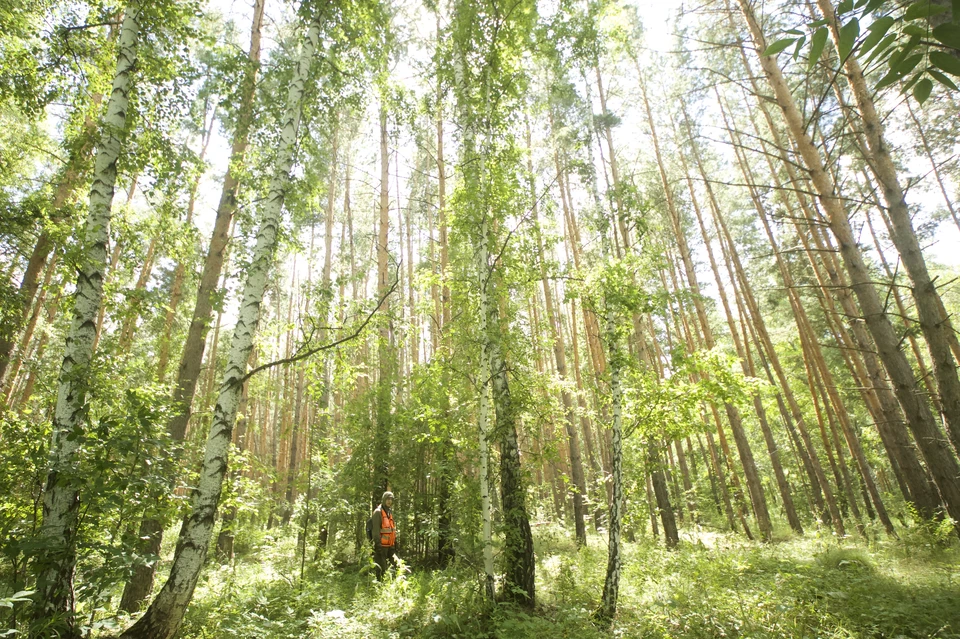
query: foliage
[{"left": 765, "top": 0, "right": 960, "bottom": 103}]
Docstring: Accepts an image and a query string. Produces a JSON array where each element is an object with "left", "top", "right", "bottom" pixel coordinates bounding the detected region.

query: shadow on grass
[{"left": 621, "top": 543, "right": 960, "bottom": 639}]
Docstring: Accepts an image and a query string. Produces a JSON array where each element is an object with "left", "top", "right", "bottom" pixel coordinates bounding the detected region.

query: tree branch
[{"left": 232, "top": 262, "right": 400, "bottom": 387}]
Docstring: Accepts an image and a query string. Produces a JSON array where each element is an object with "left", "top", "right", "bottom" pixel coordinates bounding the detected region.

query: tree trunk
[
  {"left": 527, "top": 122, "right": 587, "bottom": 547},
  {"left": 649, "top": 444, "right": 680, "bottom": 548},
  {"left": 0, "top": 93, "right": 102, "bottom": 391},
  {"left": 476, "top": 204, "right": 535, "bottom": 604},
  {"left": 643, "top": 79, "right": 771, "bottom": 540},
  {"left": 675, "top": 439, "right": 697, "bottom": 523},
  {"left": 861, "top": 206, "right": 940, "bottom": 413},
  {"left": 905, "top": 100, "right": 960, "bottom": 232},
  {"left": 671, "top": 95, "right": 803, "bottom": 535},
  {"left": 118, "top": 0, "right": 265, "bottom": 612},
  {"left": 120, "top": 13, "right": 320, "bottom": 638},
  {"left": 155, "top": 102, "right": 218, "bottom": 383},
  {"left": 478, "top": 345, "right": 495, "bottom": 597},
  {"left": 736, "top": 0, "right": 960, "bottom": 526},
  {"left": 725, "top": 55, "right": 939, "bottom": 519},
  {"left": 2, "top": 254, "right": 58, "bottom": 405},
  {"left": 166, "top": 0, "right": 264, "bottom": 446},
  {"left": 597, "top": 282, "right": 625, "bottom": 622},
  {"left": 663, "top": 263, "right": 738, "bottom": 531},
  {"left": 374, "top": 104, "right": 393, "bottom": 505},
  {"left": 815, "top": 0, "right": 960, "bottom": 453},
  {"left": 117, "top": 234, "right": 157, "bottom": 352},
  {"left": 32, "top": 7, "right": 141, "bottom": 634},
  {"left": 15, "top": 280, "right": 64, "bottom": 410}
]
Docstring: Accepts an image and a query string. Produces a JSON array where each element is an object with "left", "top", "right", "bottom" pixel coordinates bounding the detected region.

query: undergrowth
[{"left": 115, "top": 523, "right": 960, "bottom": 638}]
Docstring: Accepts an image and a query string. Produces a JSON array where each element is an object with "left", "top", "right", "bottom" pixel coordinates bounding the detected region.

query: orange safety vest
[{"left": 376, "top": 506, "right": 396, "bottom": 547}]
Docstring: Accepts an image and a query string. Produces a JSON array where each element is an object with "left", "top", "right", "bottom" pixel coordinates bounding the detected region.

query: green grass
[{"left": 122, "top": 524, "right": 960, "bottom": 638}]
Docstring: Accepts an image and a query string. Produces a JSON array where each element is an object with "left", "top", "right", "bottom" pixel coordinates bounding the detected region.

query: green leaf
[
  {"left": 913, "top": 77, "right": 933, "bottom": 102},
  {"left": 933, "top": 23, "right": 960, "bottom": 49},
  {"left": 864, "top": 0, "right": 888, "bottom": 12},
  {"left": 901, "top": 70, "right": 924, "bottom": 93},
  {"left": 931, "top": 50, "right": 960, "bottom": 76},
  {"left": 854, "top": 0, "right": 870, "bottom": 8},
  {"left": 864, "top": 33, "right": 898, "bottom": 66},
  {"left": 786, "top": 28, "right": 804, "bottom": 36},
  {"left": 928, "top": 68, "right": 959, "bottom": 90},
  {"left": 808, "top": 28, "right": 830, "bottom": 69},
  {"left": 889, "top": 35, "right": 922, "bottom": 68},
  {"left": 904, "top": 1, "right": 949, "bottom": 20},
  {"left": 762, "top": 38, "right": 797, "bottom": 56},
  {"left": 867, "top": 15, "right": 896, "bottom": 31},
  {"left": 859, "top": 16, "right": 893, "bottom": 57},
  {"left": 793, "top": 34, "right": 807, "bottom": 60},
  {"left": 809, "top": 18, "right": 830, "bottom": 28},
  {"left": 894, "top": 53, "right": 924, "bottom": 74},
  {"left": 839, "top": 18, "right": 861, "bottom": 59},
  {"left": 838, "top": 0, "right": 854, "bottom": 14},
  {"left": 874, "top": 66, "right": 901, "bottom": 89},
  {"left": 903, "top": 24, "right": 927, "bottom": 36}
]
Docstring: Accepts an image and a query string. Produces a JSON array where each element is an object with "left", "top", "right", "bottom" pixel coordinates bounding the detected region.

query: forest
[{"left": 1, "top": 0, "right": 960, "bottom": 636}]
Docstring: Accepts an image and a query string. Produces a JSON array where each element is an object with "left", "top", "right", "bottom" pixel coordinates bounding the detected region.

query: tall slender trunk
[
  {"left": 3, "top": 255, "right": 59, "bottom": 405},
  {"left": 166, "top": 0, "right": 264, "bottom": 445},
  {"left": 724, "top": 52, "right": 939, "bottom": 518},
  {"left": 597, "top": 242, "right": 625, "bottom": 621},
  {"left": 476, "top": 206, "right": 535, "bottom": 603},
  {"left": 15, "top": 279, "right": 64, "bottom": 410},
  {"left": 91, "top": 197, "right": 131, "bottom": 355},
  {"left": 156, "top": 103, "right": 218, "bottom": 383},
  {"left": 671, "top": 93, "right": 804, "bottom": 534},
  {"left": 120, "top": 13, "right": 320, "bottom": 638},
  {"left": 375, "top": 104, "right": 393, "bottom": 503},
  {"left": 568, "top": 294, "right": 602, "bottom": 495},
  {"left": 116, "top": 234, "right": 157, "bottom": 352},
  {"left": 118, "top": 0, "right": 265, "bottom": 613},
  {"left": 478, "top": 340, "right": 495, "bottom": 597},
  {"left": 0, "top": 95, "right": 102, "bottom": 390},
  {"left": 815, "top": 0, "right": 960, "bottom": 452},
  {"left": 638, "top": 76, "right": 771, "bottom": 540},
  {"left": 736, "top": 0, "right": 960, "bottom": 525},
  {"left": 527, "top": 121, "right": 587, "bottom": 546},
  {"left": 663, "top": 262, "right": 739, "bottom": 531},
  {"left": 32, "top": 6, "right": 141, "bottom": 634},
  {"left": 861, "top": 205, "right": 940, "bottom": 411},
  {"left": 905, "top": 100, "right": 959, "bottom": 232},
  {"left": 649, "top": 443, "right": 679, "bottom": 547},
  {"left": 433, "top": 65, "right": 455, "bottom": 565}
]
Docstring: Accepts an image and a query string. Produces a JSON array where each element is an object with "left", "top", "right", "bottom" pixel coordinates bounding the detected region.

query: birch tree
[
  {"left": 32, "top": 6, "right": 141, "bottom": 634},
  {"left": 450, "top": 0, "right": 537, "bottom": 605},
  {"left": 118, "top": 0, "right": 266, "bottom": 612},
  {"left": 121, "top": 7, "right": 328, "bottom": 636}
]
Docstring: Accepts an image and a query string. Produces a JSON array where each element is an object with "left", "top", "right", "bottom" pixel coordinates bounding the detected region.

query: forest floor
[{"left": 109, "top": 521, "right": 960, "bottom": 638}]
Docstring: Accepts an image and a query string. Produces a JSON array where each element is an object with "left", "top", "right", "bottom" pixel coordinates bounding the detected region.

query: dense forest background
[{"left": 1, "top": 0, "right": 960, "bottom": 636}]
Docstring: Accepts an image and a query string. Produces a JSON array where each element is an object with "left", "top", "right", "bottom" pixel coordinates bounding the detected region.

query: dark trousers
[{"left": 374, "top": 544, "right": 396, "bottom": 580}]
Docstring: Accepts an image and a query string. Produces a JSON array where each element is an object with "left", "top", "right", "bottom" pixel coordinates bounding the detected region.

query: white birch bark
[
  {"left": 474, "top": 155, "right": 535, "bottom": 605},
  {"left": 478, "top": 345, "right": 495, "bottom": 599},
  {"left": 120, "top": 16, "right": 322, "bottom": 639},
  {"left": 598, "top": 240, "right": 625, "bottom": 623},
  {"left": 34, "top": 5, "right": 141, "bottom": 631}
]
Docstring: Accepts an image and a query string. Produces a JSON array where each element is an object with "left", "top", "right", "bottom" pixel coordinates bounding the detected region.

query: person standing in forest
[{"left": 371, "top": 491, "right": 397, "bottom": 580}]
